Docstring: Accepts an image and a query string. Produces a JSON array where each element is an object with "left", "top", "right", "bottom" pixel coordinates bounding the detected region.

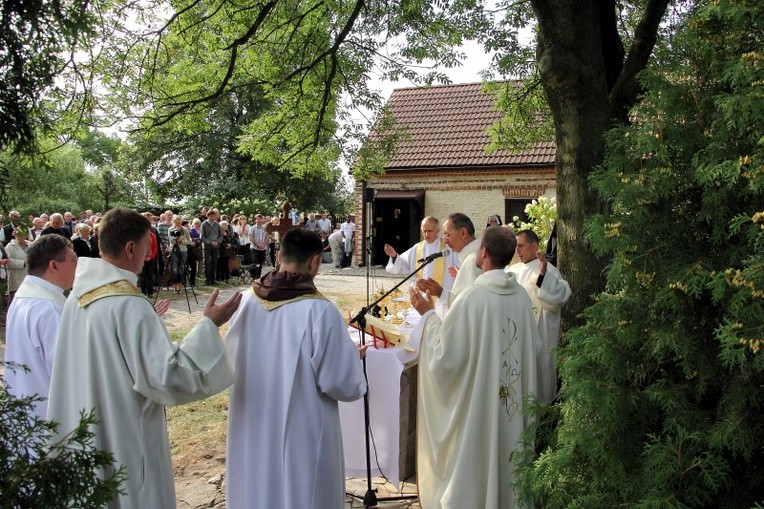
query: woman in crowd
[
  {"left": 188, "top": 217, "right": 202, "bottom": 287},
  {"left": 5, "top": 227, "right": 30, "bottom": 305},
  {"left": 234, "top": 215, "right": 252, "bottom": 266},
  {"left": 217, "top": 220, "right": 234, "bottom": 282},
  {"left": 72, "top": 223, "right": 100, "bottom": 258},
  {"left": 486, "top": 214, "right": 503, "bottom": 227},
  {"left": 168, "top": 214, "right": 192, "bottom": 294}
]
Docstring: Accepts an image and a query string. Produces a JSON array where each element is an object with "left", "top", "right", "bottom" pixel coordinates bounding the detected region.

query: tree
[
  {"left": 516, "top": 0, "right": 764, "bottom": 504},
  {"left": 521, "top": 0, "right": 673, "bottom": 324},
  {"left": 77, "top": 129, "right": 137, "bottom": 210},
  {"left": 118, "top": 83, "right": 353, "bottom": 212},
  {"left": 0, "top": 0, "right": 93, "bottom": 153}
]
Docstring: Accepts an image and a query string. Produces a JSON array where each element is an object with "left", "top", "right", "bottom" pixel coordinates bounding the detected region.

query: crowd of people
[
  {"left": 0, "top": 207, "right": 357, "bottom": 305},
  {"left": 3, "top": 203, "right": 569, "bottom": 509}
]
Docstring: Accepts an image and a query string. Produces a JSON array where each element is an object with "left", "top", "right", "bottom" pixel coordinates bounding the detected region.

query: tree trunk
[
  {"left": 531, "top": 0, "right": 611, "bottom": 328},
  {"left": 530, "top": 0, "right": 669, "bottom": 328}
]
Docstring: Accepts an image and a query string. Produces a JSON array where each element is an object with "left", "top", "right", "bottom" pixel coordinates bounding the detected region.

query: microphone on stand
[{"left": 418, "top": 248, "right": 451, "bottom": 263}]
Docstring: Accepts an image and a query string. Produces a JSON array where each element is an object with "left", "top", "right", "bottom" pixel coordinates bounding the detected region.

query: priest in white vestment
[
  {"left": 416, "top": 213, "right": 481, "bottom": 311},
  {"left": 47, "top": 207, "right": 242, "bottom": 509},
  {"left": 409, "top": 226, "right": 540, "bottom": 509},
  {"left": 384, "top": 216, "right": 456, "bottom": 295},
  {"left": 508, "top": 229, "right": 572, "bottom": 404},
  {"left": 4, "top": 235, "right": 77, "bottom": 421},
  {"left": 225, "top": 227, "right": 367, "bottom": 509}
]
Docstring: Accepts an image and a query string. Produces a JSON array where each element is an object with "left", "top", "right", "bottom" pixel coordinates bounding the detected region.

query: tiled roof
[{"left": 370, "top": 82, "right": 555, "bottom": 170}]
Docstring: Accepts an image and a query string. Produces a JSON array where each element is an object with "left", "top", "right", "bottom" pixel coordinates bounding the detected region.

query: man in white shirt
[
  {"left": 4, "top": 235, "right": 77, "bottom": 421},
  {"left": 340, "top": 215, "right": 355, "bottom": 267},
  {"left": 508, "top": 229, "right": 571, "bottom": 404}
]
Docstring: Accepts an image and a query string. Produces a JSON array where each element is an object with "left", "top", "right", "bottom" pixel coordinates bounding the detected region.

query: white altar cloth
[{"left": 340, "top": 326, "right": 418, "bottom": 489}]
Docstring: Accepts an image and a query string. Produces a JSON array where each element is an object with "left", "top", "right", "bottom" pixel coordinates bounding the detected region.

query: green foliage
[
  {"left": 352, "top": 107, "right": 411, "bottom": 180},
  {"left": 0, "top": 0, "right": 93, "bottom": 153},
  {"left": 0, "top": 134, "right": 136, "bottom": 215},
  {"left": 517, "top": 0, "right": 764, "bottom": 506},
  {"left": 511, "top": 195, "right": 557, "bottom": 250},
  {"left": 485, "top": 78, "right": 555, "bottom": 154},
  {"left": 1, "top": 364, "right": 125, "bottom": 506}
]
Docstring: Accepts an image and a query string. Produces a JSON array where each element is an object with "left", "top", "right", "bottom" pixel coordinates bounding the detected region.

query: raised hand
[
  {"left": 409, "top": 286, "right": 434, "bottom": 315},
  {"left": 203, "top": 289, "right": 243, "bottom": 326}
]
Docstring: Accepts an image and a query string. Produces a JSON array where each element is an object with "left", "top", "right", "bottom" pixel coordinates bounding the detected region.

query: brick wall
[{"left": 353, "top": 165, "right": 556, "bottom": 265}]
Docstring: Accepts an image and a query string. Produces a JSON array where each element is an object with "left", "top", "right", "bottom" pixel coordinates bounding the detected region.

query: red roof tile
[{"left": 370, "top": 82, "right": 556, "bottom": 169}]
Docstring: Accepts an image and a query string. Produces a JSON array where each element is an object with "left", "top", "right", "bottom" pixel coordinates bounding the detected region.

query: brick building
[{"left": 354, "top": 82, "right": 556, "bottom": 266}]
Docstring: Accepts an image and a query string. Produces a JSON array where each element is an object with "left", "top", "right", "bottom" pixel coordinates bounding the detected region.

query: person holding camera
[
  {"left": 168, "top": 215, "right": 192, "bottom": 294},
  {"left": 217, "top": 221, "right": 234, "bottom": 283}
]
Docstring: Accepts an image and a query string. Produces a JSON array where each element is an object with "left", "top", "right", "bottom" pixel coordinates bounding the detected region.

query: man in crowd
[
  {"left": 225, "top": 228, "right": 366, "bottom": 509},
  {"left": 416, "top": 212, "right": 481, "bottom": 310},
  {"left": 40, "top": 213, "right": 71, "bottom": 239},
  {"left": 340, "top": 215, "right": 355, "bottom": 267},
  {"left": 305, "top": 213, "right": 321, "bottom": 234},
  {"left": 249, "top": 214, "right": 269, "bottom": 279},
  {"left": 4, "top": 235, "right": 77, "bottom": 421},
  {"left": 383, "top": 216, "right": 455, "bottom": 298},
  {"left": 327, "top": 222, "right": 344, "bottom": 268},
  {"left": 509, "top": 229, "right": 571, "bottom": 404},
  {"left": 63, "top": 211, "right": 78, "bottom": 234},
  {"left": 48, "top": 207, "right": 242, "bottom": 508},
  {"left": 318, "top": 212, "right": 332, "bottom": 235},
  {"left": 201, "top": 208, "right": 222, "bottom": 285},
  {"left": 409, "top": 226, "right": 540, "bottom": 508},
  {"left": 2, "top": 210, "right": 24, "bottom": 246}
]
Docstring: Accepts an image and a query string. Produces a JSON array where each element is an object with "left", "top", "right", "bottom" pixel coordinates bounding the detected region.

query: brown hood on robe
[{"left": 252, "top": 271, "right": 317, "bottom": 301}]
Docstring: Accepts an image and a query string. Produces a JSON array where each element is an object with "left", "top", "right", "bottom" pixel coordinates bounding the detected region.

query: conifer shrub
[
  {"left": 516, "top": 1, "right": 764, "bottom": 506},
  {"left": 1, "top": 364, "right": 125, "bottom": 506}
]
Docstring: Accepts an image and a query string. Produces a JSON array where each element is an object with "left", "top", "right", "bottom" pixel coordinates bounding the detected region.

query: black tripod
[
  {"left": 155, "top": 243, "right": 198, "bottom": 312},
  {"left": 348, "top": 244, "right": 433, "bottom": 507}
]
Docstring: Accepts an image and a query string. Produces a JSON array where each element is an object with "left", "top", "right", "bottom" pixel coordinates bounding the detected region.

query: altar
[{"left": 340, "top": 327, "right": 419, "bottom": 489}]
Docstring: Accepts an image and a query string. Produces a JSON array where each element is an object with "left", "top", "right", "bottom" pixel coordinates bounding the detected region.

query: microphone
[{"left": 418, "top": 248, "right": 451, "bottom": 263}]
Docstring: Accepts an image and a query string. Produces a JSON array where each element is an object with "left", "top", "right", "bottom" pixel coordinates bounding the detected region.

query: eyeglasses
[{"left": 443, "top": 230, "right": 457, "bottom": 238}]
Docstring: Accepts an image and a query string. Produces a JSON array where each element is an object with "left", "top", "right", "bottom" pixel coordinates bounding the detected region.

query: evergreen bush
[
  {"left": 1, "top": 364, "right": 125, "bottom": 506},
  {"left": 517, "top": 0, "right": 764, "bottom": 506}
]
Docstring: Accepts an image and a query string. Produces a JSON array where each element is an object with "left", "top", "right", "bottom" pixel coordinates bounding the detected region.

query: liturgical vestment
[
  {"left": 3, "top": 275, "right": 67, "bottom": 420},
  {"left": 508, "top": 258, "right": 571, "bottom": 404},
  {"left": 48, "top": 258, "right": 235, "bottom": 508},
  {"left": 225, "top": 290, "right": 367, "bottom": 509},
  {"left": 410, "top": 269, "right": 540, "bottom": 509}
]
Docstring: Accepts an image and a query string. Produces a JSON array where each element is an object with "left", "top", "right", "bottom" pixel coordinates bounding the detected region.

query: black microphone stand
[{"left": 349, "top": 254, "right": 435, "bottom": 507}]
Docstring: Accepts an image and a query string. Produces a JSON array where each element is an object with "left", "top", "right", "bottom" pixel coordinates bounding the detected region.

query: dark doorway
[
  {"left": 369, "top": 190, "right": 425, "bottom": 265},
  {"left": 505, "top": 198, "right": 534, "bottom": 226}
]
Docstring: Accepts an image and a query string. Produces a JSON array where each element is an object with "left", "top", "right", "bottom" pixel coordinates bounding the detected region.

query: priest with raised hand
[
  {"left": 48, "top": 207, "right": 242, "bottom": 508},
  {"left": 225, "top": 227, "right": 367, "bottom": 509},
  {"left": 409, "top": 225, "right": 540, "bottom": 509},
  {"left": 383, "top": 216, "right": 456, "bottom": 297},
  {"left": 508, "top": 228, "right": 572, "bottom": 405}
]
